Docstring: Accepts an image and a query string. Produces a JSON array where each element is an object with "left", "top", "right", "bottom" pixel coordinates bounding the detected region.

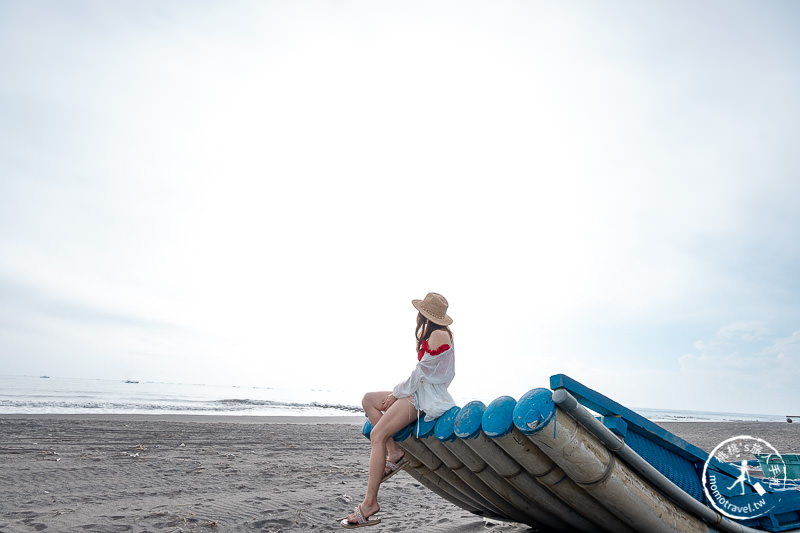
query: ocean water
[
  {"left": 634, "top": 407, "right": 785, "bottom": 423},
  {"left": 0, "top": 375, "right": 786, "bottom": 422},
  {"left": 0, "top": 375, "right": 363, "bottom": 417}
]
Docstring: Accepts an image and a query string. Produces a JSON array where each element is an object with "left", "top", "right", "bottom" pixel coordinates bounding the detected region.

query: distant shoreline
[
  {"left": 0, "top": 413, "right": 365, "bottom": 425},
  {"left": 0, "top": 412, "right": 785, "bottom": 423},
  {"left": 1, "top": 375, "right": 784, "bottom": 421}
]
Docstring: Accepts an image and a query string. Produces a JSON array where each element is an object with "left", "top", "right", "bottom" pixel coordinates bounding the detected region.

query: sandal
[
  {"left": 382, "top": 455, "right": 409, "bottom": 482},
  {"left": 339, "top": 504, "right": 381, "bottom": 529}
]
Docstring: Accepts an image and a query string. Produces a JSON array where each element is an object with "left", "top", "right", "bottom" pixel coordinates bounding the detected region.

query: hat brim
[{"left": 412, "top": 299, "right": 453, "bottom": 326}]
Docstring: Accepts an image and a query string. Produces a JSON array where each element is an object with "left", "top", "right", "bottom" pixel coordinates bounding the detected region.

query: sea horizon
[{"left": 0, "top": 374, "right": 787, "bottom": 422}]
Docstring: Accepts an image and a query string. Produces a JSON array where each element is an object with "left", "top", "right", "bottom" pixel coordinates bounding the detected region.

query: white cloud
[
  {"left": 717, "top": 321, "right": 773, "bottom": 342},
  {"left": 678, "top": 325, "right": 800, "bottom": 413}
]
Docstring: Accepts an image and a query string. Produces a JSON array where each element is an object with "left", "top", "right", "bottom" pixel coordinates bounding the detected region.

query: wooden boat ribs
[{"left": 361, "top": 374, "right": 800, "bottom": 533}]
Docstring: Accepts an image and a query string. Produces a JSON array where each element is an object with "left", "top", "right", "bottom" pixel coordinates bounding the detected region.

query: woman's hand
[{"left": 381, "top": 393, "right": 397, "bottom": 410}]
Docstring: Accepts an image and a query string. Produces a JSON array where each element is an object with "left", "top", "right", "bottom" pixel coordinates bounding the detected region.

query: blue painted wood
[
  {"left": 416, "top": 414, "right": 438, "bottom": 438},
  {"left": 363, "top": 417, "right": 435, "bottom": 442},
  {"left": 548, "top": 373, "right": 800, "bottom": 531},
  {"left": 434, "top": 406, "right": 461, "bottom": 442},
  {"left": 512, "top": 388, "right": 554, "bottom": 435},
  {"left": 602, "top": 416, "right": 628, "bottom": 438},
  {"left": 550, "top": 374, "right": 711, "bottom": 464},
  {"left": 360, "top": 376, "right": 800, "bottom": 532},
  {"left": 482, "top": 396, "right": 516, "bottom": 438},
  {"left": 759, "top": 488, "right": 800, "bottom": 531},
  {"left": 455, "top": 401, "right": 486, "bottom": 440}
]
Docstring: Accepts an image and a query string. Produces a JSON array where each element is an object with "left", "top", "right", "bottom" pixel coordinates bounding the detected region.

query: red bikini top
[{"left": 418, "top": 340, "right": 451, "bottom": 361}]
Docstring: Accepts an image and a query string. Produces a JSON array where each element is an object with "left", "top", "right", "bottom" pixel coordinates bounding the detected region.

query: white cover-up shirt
[{"left": 392, "top": 344, "right": 456, "bottom": 421}]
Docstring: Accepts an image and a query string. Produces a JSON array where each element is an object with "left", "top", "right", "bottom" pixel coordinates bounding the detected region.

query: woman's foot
[
  {"left": 382, "top": 453, "right": 408, "bottom": 482},
  {"left": 341, "top": 503, "right": 380, "bottom": 528},
  {"left": 383, "top": 452, "right": 405, "bottom": 476}
]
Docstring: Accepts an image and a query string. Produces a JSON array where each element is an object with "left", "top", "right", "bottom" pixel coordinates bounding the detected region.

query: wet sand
[{"left": 0, "top": 415, "right": 797, "bottom": 532}]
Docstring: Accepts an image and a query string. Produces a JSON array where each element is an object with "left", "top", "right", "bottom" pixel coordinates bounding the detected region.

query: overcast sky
[{"left": 1, "top": 1, "right": 799, "bottom": 415}]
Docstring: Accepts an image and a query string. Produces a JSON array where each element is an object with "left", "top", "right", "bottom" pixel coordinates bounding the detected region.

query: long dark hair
[{"left": 415, "top": 312, "right": 453, "bottom": 353}]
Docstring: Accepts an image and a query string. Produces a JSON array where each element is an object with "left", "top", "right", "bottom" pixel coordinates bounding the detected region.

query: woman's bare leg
[
  {"left": 361, "top": 391, "right": 407, "bottom": 464},
  {"left": 347, "top": 397, "right": 417, "bottom": 521}
]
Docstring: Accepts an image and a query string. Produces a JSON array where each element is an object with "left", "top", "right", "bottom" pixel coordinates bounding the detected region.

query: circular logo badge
[{"left": 702, "top": 435, "right": 785, "bottom": 520}]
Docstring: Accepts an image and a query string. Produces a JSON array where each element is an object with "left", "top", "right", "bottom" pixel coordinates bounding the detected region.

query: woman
[{"left": 340, "top": 292, "right": 456, "bottom": 529}]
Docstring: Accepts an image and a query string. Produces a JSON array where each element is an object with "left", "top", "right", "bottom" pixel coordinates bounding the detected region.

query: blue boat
[{"left": 363, "top": 374, "right": 800, "bottom": 532}]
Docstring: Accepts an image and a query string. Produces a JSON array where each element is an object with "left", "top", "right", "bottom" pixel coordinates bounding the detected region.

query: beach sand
[{"left": 0, "top": 415, "right": 797, "bottom": 532}]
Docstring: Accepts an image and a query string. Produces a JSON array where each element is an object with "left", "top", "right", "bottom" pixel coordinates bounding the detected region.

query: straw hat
[{"left": 412, "top": 292, "right": 453, "bottom": 326}]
